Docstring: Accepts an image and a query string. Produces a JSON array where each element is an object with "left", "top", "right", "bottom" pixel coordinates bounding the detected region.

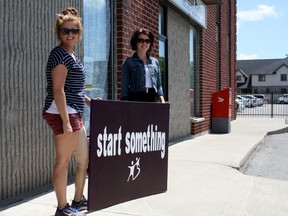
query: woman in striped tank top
[{"left": 43, "top": 7, "right": 90, "bottom": 216}]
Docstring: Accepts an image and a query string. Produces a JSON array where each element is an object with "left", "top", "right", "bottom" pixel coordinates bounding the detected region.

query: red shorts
[{"left": 43, "top": 113, "right": 83, "bottom": 135}]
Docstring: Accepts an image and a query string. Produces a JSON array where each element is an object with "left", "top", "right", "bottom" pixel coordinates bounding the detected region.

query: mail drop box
[{"left": 211, "top": 88, "right": 231, "bottom": 133}]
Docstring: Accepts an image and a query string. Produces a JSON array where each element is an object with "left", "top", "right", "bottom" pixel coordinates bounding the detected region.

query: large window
[
  {"left": 159, "top": 5, "right": 168, "bottom": 100},
  {"left": 83, "top": 0, "right": 112, "bottom": 133},
  {"left": 189, "top": 25, "right": 199, "bottom": 117}
]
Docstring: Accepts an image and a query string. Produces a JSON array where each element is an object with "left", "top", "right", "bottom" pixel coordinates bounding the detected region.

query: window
[
  {"left": 189, "top": 25, "right": 199, "bottom": 117},
  {"left": 258, "top": 75, "right": 266, "bottom": 82},
  {"left": 281, "top": 74, "right": 287, "bottom": 81},
  {"left": 83, "top": 0, "right": 113, "bottom": 134},
  {"left": 236, "top": 75, "right": 241, "bottom": 81},
  {"left": 159, "top": 5, "right": 168, "bottom": 100},
  {"left": 188, "top": 0, "right": 198, "bottom": 5}
]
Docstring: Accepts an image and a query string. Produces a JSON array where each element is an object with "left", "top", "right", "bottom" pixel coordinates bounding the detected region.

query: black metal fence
[{"left": 236, "top": 93, "right": 288, "bottom": 118}]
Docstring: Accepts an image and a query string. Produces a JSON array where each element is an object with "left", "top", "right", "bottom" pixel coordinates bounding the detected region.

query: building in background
[
  {"left": 237, "top": 57, "right": 288, "bottom": 94},
  {"left": 0, "top": 0, "right": 236, "bottom": 205}
]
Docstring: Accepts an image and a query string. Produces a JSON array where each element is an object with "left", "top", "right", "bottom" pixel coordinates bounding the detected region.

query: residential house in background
[{"left": 237, "top": 57, "right": 288, "bottom": 95}]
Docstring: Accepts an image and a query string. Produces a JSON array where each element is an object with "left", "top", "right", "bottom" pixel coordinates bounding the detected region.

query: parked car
[
  {"left": 254, "top": 94, "right": 268, "bottom": 105},
  {"left": 235, "top": 99, "right": 245, "bottom": 112},
  {"left": 236, "top": 95, "right": 249, "bottom": 107},
  {"left": 241, "top": 95, "right": 257, "bottom": 107},
  {"left": 254, "top": 97, "right": 263, "bottom": 106},
  {"left": 278, "top": 95, "right": 288, "bottom": 104}
]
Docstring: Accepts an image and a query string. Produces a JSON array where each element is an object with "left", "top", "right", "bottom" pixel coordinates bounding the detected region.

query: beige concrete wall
[
  {"left": 167, "top": 8, "right": 191, "bottom": 140},
  {"left": 0, "top": 0, "right": 83, "bottom": 203}
]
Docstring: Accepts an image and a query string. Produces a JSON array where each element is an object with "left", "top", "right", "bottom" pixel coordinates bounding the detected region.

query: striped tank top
[{"left": 43, "top": 45, "right": 86, "bottom": 117}]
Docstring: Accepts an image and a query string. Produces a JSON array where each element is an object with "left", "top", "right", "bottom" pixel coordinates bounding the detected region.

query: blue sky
[{"left": 237, "top": 0, "right": 287, "bottom": 60}]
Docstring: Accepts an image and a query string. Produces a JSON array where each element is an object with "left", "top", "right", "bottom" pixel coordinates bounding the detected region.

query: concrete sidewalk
[{"left": 1, "top": 118, "right": 288, "bottom": 216}]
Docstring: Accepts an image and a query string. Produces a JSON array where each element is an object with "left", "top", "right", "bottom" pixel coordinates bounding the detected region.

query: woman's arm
[
  {"left": 51, "top": 64, "right": 72, "bottom": 136},
  {"left": 85, "top": 95, "right": 103, "bottom": 107},
  {"left": 155, "top": 60, "right": 165, "bottom": 103},
  {"left": 121, "top": 59, "right": 130, "bottom": 100},
  {"left": 85, "top": 95, "right": 91, "bottom": 107}
]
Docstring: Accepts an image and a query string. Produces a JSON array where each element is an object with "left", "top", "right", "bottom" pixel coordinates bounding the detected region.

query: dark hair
[
  {"left": 55, "top": 7, "right": 83, "bottom": 40},
  {"left": 130, "top": 28, "right": 154, "bottom": 52}
]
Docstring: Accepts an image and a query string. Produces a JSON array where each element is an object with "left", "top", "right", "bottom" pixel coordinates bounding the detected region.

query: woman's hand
[
  {"left": 159, "top": 96, "right": 165, "bottom": 103},
  {"left": 94, "top": 97, "right": 102, "bottom": 100},
  {"left": 62, "top": 120, "right": 73, "bottom": 137},
  {"left": 85, "top": 95, "right": 102, "bottom": 107}
]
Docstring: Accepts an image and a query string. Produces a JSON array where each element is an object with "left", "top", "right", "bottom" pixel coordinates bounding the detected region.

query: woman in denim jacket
[{"left": 121, "top": 28, "right": 165, "bottom": 103}]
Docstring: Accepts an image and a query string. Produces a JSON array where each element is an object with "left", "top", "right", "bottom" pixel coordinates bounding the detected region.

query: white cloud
[
  {"left": 237, "top": 5, "right": 278, "bottom": 21},
  {"left": 238, "top": 54, "right": 258, "bottom": 60}
]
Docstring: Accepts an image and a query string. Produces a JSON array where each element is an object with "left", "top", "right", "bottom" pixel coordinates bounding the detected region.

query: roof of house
[
  {"left": 237, "top": 69, "right": 248, "bottom": 78},
  {"left": 237, "top": 57, "right": 288, "bottom": 75}
]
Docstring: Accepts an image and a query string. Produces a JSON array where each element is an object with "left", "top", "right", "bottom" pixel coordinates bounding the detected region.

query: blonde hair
[{"left": 55, "top": 7, "right": 83, "bottom": 40}]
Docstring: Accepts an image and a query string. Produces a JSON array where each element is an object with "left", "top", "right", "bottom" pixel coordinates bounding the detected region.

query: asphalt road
[{"left": 241, "top": 132, "right": 288, "bottom": 181}]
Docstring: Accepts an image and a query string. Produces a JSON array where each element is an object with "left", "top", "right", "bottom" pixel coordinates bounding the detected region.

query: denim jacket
[{"left": 121, "top": 52, "right": 164, "bottom": 100}]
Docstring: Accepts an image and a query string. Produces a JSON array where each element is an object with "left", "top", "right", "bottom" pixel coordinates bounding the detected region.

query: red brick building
[
  {"left": 0, "top": 0, "right": 237, "bottom": 204},
  {"left": 115, "top": 0, "right": 237, "bottom": 139}
]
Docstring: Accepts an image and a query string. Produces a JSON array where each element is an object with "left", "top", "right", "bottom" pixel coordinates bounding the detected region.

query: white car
[
  {"left": 237, "top": 95, "right": 249, "bottom": 107},
  {"left": 236, "top": 99, "right": 245, "bottom": 112},
  {"left": 241, "top": 95, "right": 257, "bottom": 107},
  {"left": 278, "top": 95, "right": 288, "bottom": 104},
  {"left": 254, "top": 94, "right": 268, "bottom": 105}
]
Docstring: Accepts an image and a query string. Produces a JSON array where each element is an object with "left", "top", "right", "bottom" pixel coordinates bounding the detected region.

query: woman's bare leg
[
  {"left": 53, "top": 132, "right": 79, "bottom": 208},
  {"left": 73, "top": 127, "right": 89, "bottom": 201},
  {"left": 74, "top": 167, "right": 87, "bottom": 201}
]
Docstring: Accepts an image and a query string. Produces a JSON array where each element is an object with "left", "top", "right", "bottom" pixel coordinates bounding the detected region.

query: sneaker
[
  {"left": 55, "top": 204, "right": 84, "bottom": 216},
  {"left": 71, "top": 196, "right": 88, "bottom": 211}
]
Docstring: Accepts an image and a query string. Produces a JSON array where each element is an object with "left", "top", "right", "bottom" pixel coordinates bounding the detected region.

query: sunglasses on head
[
  {"left": 137, "top": 38, "right": 151, "bottom": 44},
  {"left": 60, "top": 28, "right": 80, "bottom": 35}
]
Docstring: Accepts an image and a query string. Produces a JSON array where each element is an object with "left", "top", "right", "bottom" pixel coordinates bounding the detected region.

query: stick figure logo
[{"left": 127, "top": 157, "right": 141, "bottom": 182}]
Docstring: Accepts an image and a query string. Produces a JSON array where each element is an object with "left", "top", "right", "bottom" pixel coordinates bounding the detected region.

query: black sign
[{"left": 88, "top": 100, "right": 170, "bottom": 211}]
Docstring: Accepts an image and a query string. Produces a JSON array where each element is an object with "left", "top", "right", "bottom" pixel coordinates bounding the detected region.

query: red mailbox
[{"left": 211, "top": 88, "right": 231, "bottom": 133}]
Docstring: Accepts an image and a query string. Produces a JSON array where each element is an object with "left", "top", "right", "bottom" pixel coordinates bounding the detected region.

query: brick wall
[
  {"left": 191, "top": 0, "right": 237, "bottom": 134},
  {"left": 230, "top": 0, "right": 237, "bottom": 119},
  {"left": 195, "top": 5, "right": 218, "bottom": 134},
  {"left": 115, "top": 0, "right": 237, "bottom": 136},
  {"left": 115, "top": 0, "right": 159, "bottom": 99}
]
